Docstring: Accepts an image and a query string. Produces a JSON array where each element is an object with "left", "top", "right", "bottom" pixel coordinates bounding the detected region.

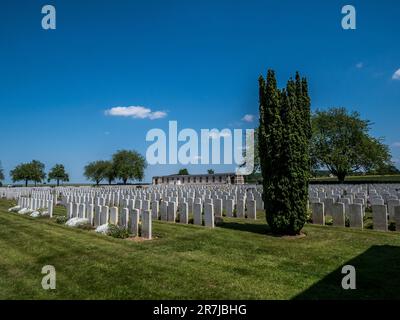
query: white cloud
[
  {"left": 392, "top": 142, "right": 400, "bottom": 147},
  {"left": 356, "top": 62, "right": 363, "bottom": 69},
  {"left": 105, "top": 106, "right": 167, "bottom": 120},
  {"left": 242, "top": 114, "right": 255, "bottom": 122},
  {"left": 392, "top": 68, "right": 400, "bottom": 80}
]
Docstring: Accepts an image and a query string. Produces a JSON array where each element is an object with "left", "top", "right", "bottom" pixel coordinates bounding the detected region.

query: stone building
[{"left": 152, "top": 173, "right": 245, "bottom": 185}]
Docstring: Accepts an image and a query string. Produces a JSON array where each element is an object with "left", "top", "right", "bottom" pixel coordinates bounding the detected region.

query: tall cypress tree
[{"left": 258, "top": 70, "right": 311, "bottom": 235}]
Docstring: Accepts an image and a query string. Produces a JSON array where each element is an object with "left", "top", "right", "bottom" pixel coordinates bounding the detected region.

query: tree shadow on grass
[
  {"left": 217, "top": 221, "right": 271, "bottom": 235},
  {"left": 293, "top": 245, "right": 400, "bottom": 300}
]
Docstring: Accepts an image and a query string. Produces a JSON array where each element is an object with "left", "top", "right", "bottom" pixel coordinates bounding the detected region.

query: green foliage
[
  {"left": 112, "top": 150, "right": 147, "bottom": 184},
  {"left": 55, "top": 216, "right": 68, "bottom": 224},
  {"left": 107, "top": 224, "right": 129, "bottom": 239},
  {"left": 311, "top": 107, "right": 392, "bottom": 182},
  {"left": 258, "top": 70, "right": 311, "bottom": 235},
  {"left": 10, "top": 160, "right": 46, "bottom": 187},
  {"left": 179, "top": 168, "right": 189, "bottom": 175},
  {"left": 103, "top": 161, "right": 116, "bottom": 185},
  {"left": 84, "top": 160, "right": 110, "bottom": 185},
  {"left": 48, "top": 164, "right": 69, "bottom": 186},
  {"left": 207, "top": 169, "right": 214, "bottom": 174},
  {"left": 368, "top": 163, "right": 400, "bottom": 175}
]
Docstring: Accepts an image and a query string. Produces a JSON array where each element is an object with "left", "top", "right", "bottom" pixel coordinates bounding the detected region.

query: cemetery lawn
[{"left": 1, "top": 199, "right": 400, "bottom": 300}]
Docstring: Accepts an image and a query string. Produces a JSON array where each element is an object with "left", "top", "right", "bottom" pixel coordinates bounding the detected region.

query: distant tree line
[
  {"left": 1, "top": 149, "right": 147, "bottom": 187},
  {"left": 5, "top": 161, "right": 69, "bottom": 187},
  {"left": 84, "top": 150, "right": 146, "bottom": 185}
]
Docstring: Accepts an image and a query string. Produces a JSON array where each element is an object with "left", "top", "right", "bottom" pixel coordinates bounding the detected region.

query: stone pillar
[
  {"left": 204, "top": 203, "right": 215, "bottom": 228},
  {"left": 134, "top": 199, "right": 142, "bottom": 211},
  {"left": 236, "top": 199, "right": 245, "bottom": 218},
  {"left": 167, "top": 202, "right": 177, "bottom": 222},
  {"left": 323, "top": 198, "right": 334, "bottom": 216},
  {"left": 67, "top": 202, "right": 73, "bottom": 219},
  {"left": 73, "top": 203, "right": 79, "bottom": 218},
  {"left": 142, "top": 210, "right": 152, "bottom": 239},
  {"left": 160, "top": 201, "right": 168, "bottom": 221},
  {"left": 48, "top": 200, "right": 53, "bottom": 218},
  {"left": 372, "top": 205, "right": 388, "bottom": 231},
  {"left": 332, "top": 202, "right": 345, "bottom": 227},
  {"left": 142, "top": 200, "right": 150, "bottom": 211},
  {"left": 119, "top": 208, "right": 129, "bottom": 229},
  {"left": 151, "top": 200, "right": 159, "bottom": 220},
  {"left": 225, "top": 199, "right": 234, "bottom": 217},
  {"left": 388, "top": 199, "right": 400, "bottom": 219},
  {"left": 109, "top": 207, "right": 119, "bottom": 225},
  {"left": 78, "top": 203, "right": 86, "bottom": 219},
  {"left": 87, "top": 204, "right": 94, "bottom": 225},
  {"left": 94, "top": 205, "right": 101, "bottom": 227},
  {"left": 100, "top": 206, "right": 109, "bottom": 225},
  {"left": 193, "top": 202, "right": 203, "bottom": 226},
  {"left": 129, "top": 208, "right": 139, "bottom": 237},
  {"left": 311, "top": 202, "right": 325, "bottom": 225},
  {"left": 214, "top": 198, "right": 223, "bottom": 217},
  {"left": 179, "top": 202, "right": 189, "bottom": 224},
  {"left": 349, "top": 203, "right": 363, "bottom": 229},
  {"left": 246, "top": 200, "right": 256, "bottom": 220}
]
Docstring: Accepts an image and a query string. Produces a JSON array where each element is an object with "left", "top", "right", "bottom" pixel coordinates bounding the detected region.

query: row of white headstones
[
  {"left": 2, "top": 185, "right": 264, "bottom": 240},
  {"left": 4, "top": 183, "right": 400, "bottom": 234},
  {"left": 63, "top": 192, "right": 261, "bottom": 239},
  {"left": 309, "top": 184, "right": 400, "bottom": 231}
]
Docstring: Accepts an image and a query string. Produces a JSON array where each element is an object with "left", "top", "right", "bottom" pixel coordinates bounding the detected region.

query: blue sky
[{"left": 0, "top": 0, "right": 399, "bottom": 183}]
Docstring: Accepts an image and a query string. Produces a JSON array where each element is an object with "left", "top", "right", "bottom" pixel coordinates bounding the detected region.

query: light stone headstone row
[
  {"left": 66, "top": 202, "right": 152, "bottom": 239},
  {"left": 17, "top": 196, "right": 54, "bottom": 217},
  {"left": 311, "top": 199, "right": 400, "bottom": 232}
]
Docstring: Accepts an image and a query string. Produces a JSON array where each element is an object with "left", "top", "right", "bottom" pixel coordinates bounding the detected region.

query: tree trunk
[
  {"left": 25, "top": 179, "right": 28, "bottom": 187},
  {"left": 337, "top": 172, "right": 346, "bottom": 183},
  {"left": 57, "top": 179, "right": 60, "bottom": 187},
  {"left": 123, "top": 178, "right": 128, "bottom": 185}
]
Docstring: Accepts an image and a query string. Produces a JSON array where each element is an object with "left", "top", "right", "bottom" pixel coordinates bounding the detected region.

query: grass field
[{"left": 1, "top": 199, "right": 400, "bottom": 300}]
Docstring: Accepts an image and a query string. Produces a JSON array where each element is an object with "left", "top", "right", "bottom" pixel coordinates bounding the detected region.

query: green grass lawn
[{"left": 1, "top": 199, "right": 400, "bottom": 300}]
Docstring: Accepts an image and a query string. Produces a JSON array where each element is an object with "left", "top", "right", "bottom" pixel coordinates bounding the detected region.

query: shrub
[
  {"left": 259, "top": 70, "right": 311, "bottom": 235},
  {"left": 388, "top": 221, "right": 396, "bottom": 232},
  {"left": 107, "top": 224, "right": 129, "bottom": 239},
  {"left": 56, "top": 216, "right": 68, "bottom": 224},
  {"left": 306, "top": 209, "right": 313, "bottom": 223},
  {"left": 364, "top": 220, "right": 373, "bottom": 229},
  {"left": 325, "top": 216, "right": 333, "bottom": 226}
]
